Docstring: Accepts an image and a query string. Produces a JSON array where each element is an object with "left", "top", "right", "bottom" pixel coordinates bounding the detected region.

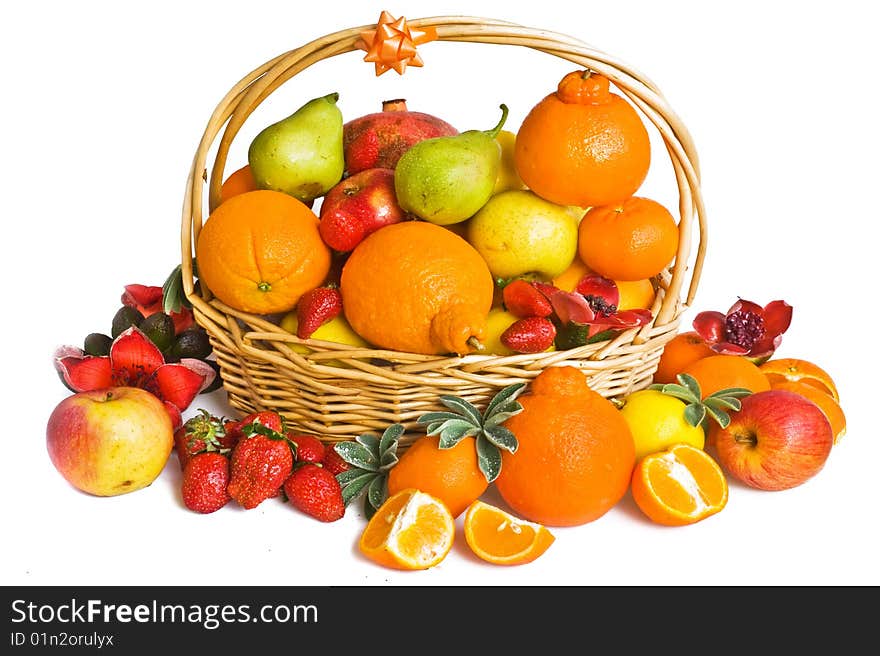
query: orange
[
  {"left": 340, "top": 221, "right": 494, "bottom": 355},
  {"left": 681, "top": 354, "right": 771, "bottom": 397},
  {"left": 515, "top": 70, "right": 651, "bottom": 208},
  {"left": 654, "top": 331, "right": 715, "bottom": 384},
  {"left": 769, "top": 379, "right": 846, "bottom": 444},
  {"left": 358, "top": 488, "right": 455, "bottom": 570},
  {"left": 552, "top": 255, "right": 655, "bottom": 311},
  {"left": 220, "top": 164, "right": 258, "bottom": 203},
  {"left": 494, "top": 366, "right": 635, "bottom": 526},
  {"left": 759, "top": 357, "right": 839, "bottom": 403},
  {"left": 195, "top": 190, "right": 331, "bottom": 315},
  {"left": 630, "top": 443, "right": 728, "bottom": 527},
  {"left": 387, "top": 435, "right": 488, "bottom": 518},
  {"left": 578, "top": 196, "right": 679, "bottom": 281},
  {"left": 463, "top": 500, "right": 555, "bottom": 566}
]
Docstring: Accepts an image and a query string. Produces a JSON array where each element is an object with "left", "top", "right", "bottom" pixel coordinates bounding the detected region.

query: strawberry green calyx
[
  {"left": 183, "top": 409, "right": 228, "bottom": 455},
  {"left": 333, "top": 423, "right": 403, "bottom": 518},
  {"left": 417, "top": 383, "right": 526, "bottom": 483},
  {"left": 649, "top": 373, "right": 752, "bottom": 429}
]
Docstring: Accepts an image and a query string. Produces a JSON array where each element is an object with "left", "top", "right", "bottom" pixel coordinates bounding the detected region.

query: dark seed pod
[
  {"left": 111, "top": 306, "right": 145, "bottom": 338},
  {"left": 83, "top": 332, "right": 113, "bottom": 356}
]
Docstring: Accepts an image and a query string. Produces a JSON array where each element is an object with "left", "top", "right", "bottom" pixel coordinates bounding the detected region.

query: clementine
[
  {"left": 654, "top": 331, "right": 715, "bottom": 384},
  {"left": 759, "top": 357, "right": 839, "bottom": 402},
  {"left": 463, "top": 500, "right": 555, "bottom": 566},
  {"left": 195, "top": 190, "right": 331, "bottom": 314},
  {"left": 219, "top": 164, "right": 258, "bottom": 204},
  {"left": 340, "top": 221, "right": 494, "bottom": 355},
  {"left": 515, "top": 70, "right": 651, "bottom": 207},
  {"left": 578, "top": 196, "right": 679, "bottom": 281},
  {"left": 681, "top": 354, "right": 771, "bottom": 398},
  {"left": 494, "top": 366, "right": 635, "bottom": 526}
]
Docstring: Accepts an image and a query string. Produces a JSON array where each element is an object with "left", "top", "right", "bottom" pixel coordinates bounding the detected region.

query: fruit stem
[
  {"left": 485, "top": 104, "right": 509, "bottom": 139},
  {"left": 382, "top": 98, "right": 408, "bottom": 112},
  {"left": 323, "top": 92, "right": 340, "bottom": 105},
  {"left": 467, "top": 336, "right": 486, "bottom": 352}
]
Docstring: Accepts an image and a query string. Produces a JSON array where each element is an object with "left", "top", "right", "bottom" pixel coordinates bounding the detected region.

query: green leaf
[
  {"left": 437, "top": 419, "right": 480, "bottom": 448},
  {"left": 333, "top": 441, "right": 378, "bottom": 471},
  {"left": 704, "top": 395, "right": 742, "bottom": 412},
  {"left": 475, "top": 433, "right": 502, "bottom": 483},
  {"left": 162, "top": 264, "right": 188, "bottom": 314},
  {"left": 483, "top": 424, "right": 518, "bottom": 454},
  {"left": 684, "top": 402, "right": 707, "bottom": 428},
  {"left": 379, "top": 424, "right": 404, "bottom": 458},
  {"left": 356, "top": 433, "right": 380, "bottom": 456},
  {"left": 336, "top": 468, "right": 365, "bottom": 486},
  {"left": 657, "top": 384, "right": 699, "bottom": 404},
  {"left": 424, "top": 421, "right": 445, "bottom": 436},
  {"left": 367, "top": 475, "right": 387, "bottom": 512},
  {"left": 484, "top": 383, "right": 526, "bottom": 418},
  {"left": 417, "top": 411, "right": 466, "bottom": 425},
  {"left": 704, "top": 405, "right": 731, "bottom": 429},
  {"left": 340, "top": 471, "right": 376, "bottom": 506},
  {"left": 675, "top": 373, "right": 703, "bottom": 399},
  {"left": 483, "top": 407, "right": 522, "bottom": 428},
  {"left": 710, "top": 387, "right": 754, "bottom": 399},
  {"left": 363, "top": 493, "right": 378, "bottom": 520},
  {"left": 438, "top": 395, "right": 483, "bottom": 426},
  {"left": 379, "top": 448, "right": 399, "bottom": 470}
]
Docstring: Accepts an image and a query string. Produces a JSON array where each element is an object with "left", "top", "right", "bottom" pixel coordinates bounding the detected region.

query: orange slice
[
  {"left": 769, "top": 379, "right": 847, "bottom": 445},
  {"left": 759, "top": 357, "right": 839, "bottom": 403},
  {"left": 358, "top": 488, "right": 454, "bottom": 570},
  {"left": 463, "top": 500, "right": 555, "bottom": 566},
  {"left": 630, "top": 443, "right": 728, "bottom": 527}
]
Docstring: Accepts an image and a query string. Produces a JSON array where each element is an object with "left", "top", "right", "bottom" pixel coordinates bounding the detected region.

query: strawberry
[
  {"left": 283, "top": 463, "right": 345, "bottom": 522},
  {"left": 223, "top": 410, "right": 284, "bottom": 451},
  {"left": 501, "top": 316, "right": 557, "bottom": 353},
  {"left": 226, "top": 421, "right": 294, "bottom": 509},
  {"left": 288, "top": 433, "right": 325, "bottom": 464},
  {"left": 321, "top": 444, "right": 352, "bottom": 476},
  {"left": 318, "top": 211, "right": 367, "bottom": 253},
  {"left": 296, "top": 286, "right": 343, "bottom": 339},
  {"left": 174, "top": 409, "right": 227, "bottom": 470},
  {"left": 502, "top": 279, "right": 554, "bottom": 319},
  {"left": 181, "top": 452, "right": 231, "bottom": 514}
]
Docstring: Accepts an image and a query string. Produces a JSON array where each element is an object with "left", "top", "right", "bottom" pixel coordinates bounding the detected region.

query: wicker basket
[{"left": 180, "top": 15, "right": 707, "bottom": 444}]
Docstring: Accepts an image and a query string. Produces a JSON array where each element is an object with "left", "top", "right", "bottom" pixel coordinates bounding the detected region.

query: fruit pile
[{"left": 45, "top": 25, "right": 849, "bottom": 572}]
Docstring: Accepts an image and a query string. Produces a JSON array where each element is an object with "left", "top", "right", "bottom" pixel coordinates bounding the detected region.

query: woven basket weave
[{"left": 180, "top": 15, "right": 707, "bottom": 444}]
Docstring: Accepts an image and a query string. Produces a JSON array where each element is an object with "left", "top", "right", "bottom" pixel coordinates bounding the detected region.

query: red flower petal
[
  {"left": 170, "top": 308, "right": 194, "bottom": 333},
  {"left": 110, "top": 326, "right": 165, "bottom": 377},
  {"left": 575, "top": 274, "right": 620, "bottom": 308},
  {"left": 54, "top": 353, "right": 113, "bottom": 392},
  {"left": 178, "top": 357, "right": 218, "bottom": 393},
  {"left": 693, "top": 311, "right": 726, "bottom": 343},
  {"left": 709, "top": 341, "right": 749, "bottom": 355},
  {"left": 163, "top": 401, "right": 183, "bottom": 431},
  {"left": 122, "top": 284, "right": 163, "bottom": 308},
  {"left": 550, "top": 290, "right": 596, "bottom": 325},
  {"left": 761, "top": 300, "right": 793, "bottom": 337},
  {"left": 151, "top": 363, "right": 209, "bottom": 412}
]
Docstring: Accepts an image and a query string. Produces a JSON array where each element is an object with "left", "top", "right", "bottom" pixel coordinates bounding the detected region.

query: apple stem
[{"left": 733, "top": 431, "right": 758, "bottom": 447}]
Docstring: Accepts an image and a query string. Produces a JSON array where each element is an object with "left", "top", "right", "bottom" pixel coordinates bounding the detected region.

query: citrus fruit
[
  {"left": 279, "top": 312, "right": 369, "bottom": 368},
  {"left": 619, "top": 389, "right": 706, "bottom": 462},
  {"left": 630, "top": 443, "right": 728, "bottom": 526},
  {"left": 759, "top": 357, "right": 839, "bottom": 403},
  {"left": 495, "top": 366, "right": 635, "bottom": 526},
  {"left": 340, "top": 221, "right": 494, "bottom": 355},
  {"left": 387, "top": 435, "right": 488, "bottom": 518},
  {"left": 358, "top": 488, "right": 455, "bottom": 570},
  {"left": 463, "top": 500, "right": 556, "bottom": 566},
  {"left": 681, "top": 354, "right": 771, "bottom": 398},
  {"left": 493, "top": 129, "right": 527, "bottom": 194},
  {"left": 578, "top": 196, "right": 679, "bottom": 281},
  {"left": 654, "top": 331, "right": 715, "bottom": 384},
  {"left": 195, "top": 190, "right": 331, "bottom": 315},
  {"left": 220, "top": 164, "right": 257, "bottom": 203},
  {"left": 552, "top": 256, "right": 655, "bottom": 311},
  {"left": 769, "top": 379, "right": 846, "bottom": 444},
  {"left": 514, "top": 70, "right": 651, "bottom": 207},
  {"left": 482, "top": 308, "right": 519, "bottom": 356}
]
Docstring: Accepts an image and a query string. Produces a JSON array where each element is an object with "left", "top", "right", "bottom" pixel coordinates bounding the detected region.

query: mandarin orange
[
  {"left": 654, "top": 331, "right": 715, "bottom": 384},
  {"left": 494, "top": 366, "right": 635, "bottom": 527},
  {"left": 340, "top": 221, "right": 494, "bottom": 355},
  {"left": 463, "top": 500, "right": 555, "bottom": 566},
  {"left": 578, "top": 196, "right": 679, "bottom": 281},
  {"left": 219, "top": 164, "right": 258, "bottom": 204},
  {"left": 759, "top": 357, "right": 840, "bottom": 402},
  {"left": 195, "top": 190, "right": 331, "bottom": 315},
  {"left": 515, "top": 70, "right": 651, "bottom": 207},
  {"left": 681, "top": 354, "right": 771, "bottom": 398}
]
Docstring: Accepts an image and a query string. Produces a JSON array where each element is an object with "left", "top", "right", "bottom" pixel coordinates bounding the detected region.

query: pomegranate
[{"left": 343, "top": 99, "right": 458, "bottom": 175}]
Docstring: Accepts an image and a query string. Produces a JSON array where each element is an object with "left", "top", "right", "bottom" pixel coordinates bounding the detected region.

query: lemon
[
  {"left": 619, "top": 389, "right": 705, "bottom": 462},
  {"left": 279, "top": 312, "right": 368, "bottom": 367},
  {"left": 493, "top": 130, "right": 527, "bottom": 194},
  {"left": 480, "top": 307, "right": 556, "bottom": 356}
]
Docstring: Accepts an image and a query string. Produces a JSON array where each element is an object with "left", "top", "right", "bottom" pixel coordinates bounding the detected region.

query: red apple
[
  {"left": 46, "top": 387, "right": 174, "bottom": 497},
  {"left": 708, "top": 389, "right": 833, "bottom": 491},
  {"left": 318, "top": 167, "right": 406, "bottom": 252}
]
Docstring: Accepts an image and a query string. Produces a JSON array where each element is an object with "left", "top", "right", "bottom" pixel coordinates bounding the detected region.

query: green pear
[
  {"left": 394, "top": 105, "right": 509, "bottom": 225},
  {"left": 467, "top": 190, "right": 579, "bottom": 280},
  {"left": 248, "top": 92, "right": 344, "bottom": 203}
]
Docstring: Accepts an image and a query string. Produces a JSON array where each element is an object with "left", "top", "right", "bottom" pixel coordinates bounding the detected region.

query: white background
[{"left": 3, "top": 0, "right": 878, "bottom": 586}]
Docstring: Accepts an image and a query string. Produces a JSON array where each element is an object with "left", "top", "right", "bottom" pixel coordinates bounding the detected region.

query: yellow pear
[{"left": 493, "top": 130, "right": 527, "bottom": 194}]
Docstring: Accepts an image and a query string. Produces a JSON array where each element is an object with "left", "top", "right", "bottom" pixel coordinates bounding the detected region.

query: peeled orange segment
[
  {"left": 463, "top": 500, "right": 555, "bottom": 566},
  {"left": 769, "top": 379, "right": 847, "bottom": 445},
  {"left": 358, "top": 488, "right": 454, "bottom": 570},
  {"left": 630, "top": 443, "right": 728, "bottom": 527},
  {"left": 759, "top": 358, "right": 840, "bottom": 403}
]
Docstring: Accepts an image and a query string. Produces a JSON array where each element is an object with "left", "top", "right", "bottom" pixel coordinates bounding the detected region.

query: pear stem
[{"left": 485, "top": 104, "right": 509, "bottom": 139}]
